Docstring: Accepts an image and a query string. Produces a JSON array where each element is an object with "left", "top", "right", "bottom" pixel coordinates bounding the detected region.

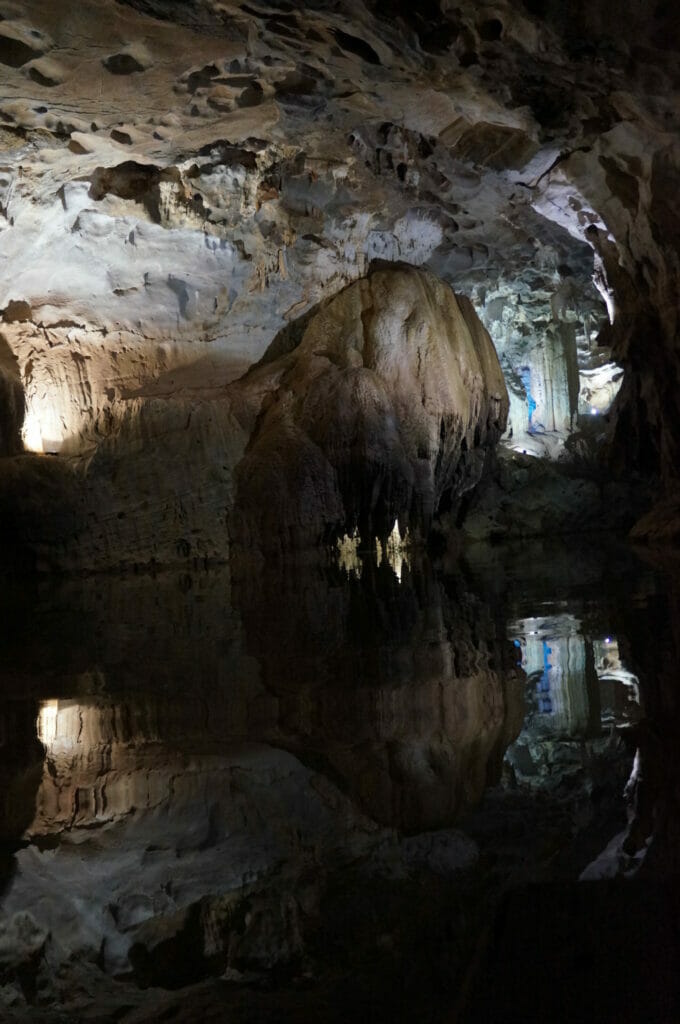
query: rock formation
[
  {"left": 231, "top": 264, "right": 508, "bottom": 551},
  {"left": 0, "top": 1, "right": 680, "bottom": 1019},
  {"left": 0, "top": 263, "right": 507, "bottom": 568},
  {"left": 0, "top": 0, "right": 676, "bottom": 562}
]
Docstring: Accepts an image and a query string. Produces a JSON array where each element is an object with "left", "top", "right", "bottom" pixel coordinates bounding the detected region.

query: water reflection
[
  {"left": 510, "top": 613, "right": 641, "bottom": 737},
  {"left": 504, "top": 610, "right": 642, "bottom": 789},
  {"left": 0, "top": 537, "right": 671, "bottom": 1018},
  {"left": 15, "top": 560, "right": 525, "bottom": 839}
]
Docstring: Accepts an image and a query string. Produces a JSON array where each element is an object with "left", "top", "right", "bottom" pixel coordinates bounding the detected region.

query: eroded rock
[
  {"left": 231, "top": 264, "right": 508, "bottom": 551},
  {"left": 0, "top": 0, "right": 676, "bottom": 552}
]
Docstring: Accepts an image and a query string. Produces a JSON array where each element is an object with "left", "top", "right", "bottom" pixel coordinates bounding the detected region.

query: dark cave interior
[{"left": 0, "top": 1, "right": 679, "bottom": 1020}]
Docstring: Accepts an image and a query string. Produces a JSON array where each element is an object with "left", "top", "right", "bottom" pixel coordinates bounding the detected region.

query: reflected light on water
[
  {"left": 335, "top": 520, "right": 411, "bottom": 582},
  {"left": 336, "top": 529, "right": 362, "bottom": 578},
  {"left": 376, "top": 519, "right": 410, "bottom": 583},
  {"left": 593, "top": 637, "right": 641, "bottom": 716},
  {"left": 510, "top": 614, "right": 641, "bottom": 735}
]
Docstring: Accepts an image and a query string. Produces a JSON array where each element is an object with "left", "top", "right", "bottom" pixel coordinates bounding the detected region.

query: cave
[{"left": 0, "top": 1, "right": 679, "bottom": 1021}]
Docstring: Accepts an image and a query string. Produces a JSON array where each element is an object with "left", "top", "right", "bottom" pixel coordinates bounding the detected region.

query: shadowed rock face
[
  {"left": 0, "top": 337, "right": 23, "bottom": 456},
  {"left": 231, "top": 265, "right": 508, "bottom": 551}
]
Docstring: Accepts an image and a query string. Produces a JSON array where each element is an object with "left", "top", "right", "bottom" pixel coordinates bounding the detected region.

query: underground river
[{"left": 1, "top": 535, "right": 678, "bottom": 1022}]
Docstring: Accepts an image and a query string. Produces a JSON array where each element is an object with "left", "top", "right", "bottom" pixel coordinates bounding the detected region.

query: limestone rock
[
  {"left": 231, "top": 264, "right": 508, "bottom": 551},
  {"left": 0, "top": 265, "right": 507, "bottom": 569},
  {"left": 0, "top": 913, "right": 47, "bottom": 973},
  {"left": 0, "top": 337, "right": 24, "bottom": 456},
  {"left": 0, "top": 0, "right": 677, "bottom": 553},
  {"left": 461, "top": 448, "right": 642, "bottom": 542}
]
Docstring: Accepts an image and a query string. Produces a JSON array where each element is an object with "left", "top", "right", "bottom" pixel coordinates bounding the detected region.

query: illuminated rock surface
[
  {"left": 0, "top": 263, "right": 507, "bottom": 569},
  {"left": 231, "top": 264, "right": 508, "bottom": 551},
  {"left": 0, "top": 0, "right": 679, "bottom": 552}
]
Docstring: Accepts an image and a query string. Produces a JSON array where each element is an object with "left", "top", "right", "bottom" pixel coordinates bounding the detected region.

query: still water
[{"left": 0, "top": 537, "right": 678, "bottom": 1022}]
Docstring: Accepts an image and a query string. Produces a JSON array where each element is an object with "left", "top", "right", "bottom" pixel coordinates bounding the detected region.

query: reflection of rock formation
[
  {"left": 0, "top": 560, "right": 522, "bottom": 1003},
  {"left": 511, "top": 616, "right": 642, "bottom": 739},
  {"left": 233, "top": 559, "right": 523, "bottom": 831},
  {"left": 504, "top": 610, "right": 643, "bottom": 794},
  {"left": 1, "top": 539, "right": 671, "bottom": 1018},
  {"left": 511, "top": 614, "right": 597, "bottom": 737},
  {"left": 594, "top": 553, "right": 680, "bottom": 878},
  {"left": 3, "top": 561, "right": 524, "bottom": 834},
  {"left": 10, "top": 731, "right": 382, "bottom": 981}
]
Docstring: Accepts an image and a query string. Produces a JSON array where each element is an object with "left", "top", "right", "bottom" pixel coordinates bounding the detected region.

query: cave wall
[
  {"left": 0, "top": 335, "right": 23, "bottom": 455},
  {"left": 0, "top": 265, "right": 508, "bottom": 569},
  {"left": 0, "top": 0, "right": 678, "bottom": 559}
]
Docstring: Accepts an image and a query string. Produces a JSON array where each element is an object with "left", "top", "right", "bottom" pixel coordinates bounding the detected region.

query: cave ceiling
[{"left": 0, "top": 0, "right": 678, "bottom": 472}]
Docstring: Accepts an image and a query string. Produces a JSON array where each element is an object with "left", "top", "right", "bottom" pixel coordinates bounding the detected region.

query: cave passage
[{"left": 1, "top": 0, "right": 680, "bottom": 1020}]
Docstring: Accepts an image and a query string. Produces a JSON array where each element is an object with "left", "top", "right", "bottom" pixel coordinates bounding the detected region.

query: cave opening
[{"left": 0, "top": 1, "right": 679, "bottom": 1021}]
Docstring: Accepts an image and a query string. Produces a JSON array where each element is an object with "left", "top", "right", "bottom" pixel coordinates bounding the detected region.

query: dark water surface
[{"left": 0, "top": 537, "right": 678, "bottom": 1022}]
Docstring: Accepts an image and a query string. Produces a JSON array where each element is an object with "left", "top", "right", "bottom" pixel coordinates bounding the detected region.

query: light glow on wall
[
  {"left": 36, "top": 699, "right": 81, "bottom": 751},
  {"left": 21, "top": 404, "right": 64, "bottom": 454},
  {"left": 37, "top": 699, "right": 59, "bottom": 745},
  {"left": 22, "top": 409, "right": 45, "bottom": 453}
]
